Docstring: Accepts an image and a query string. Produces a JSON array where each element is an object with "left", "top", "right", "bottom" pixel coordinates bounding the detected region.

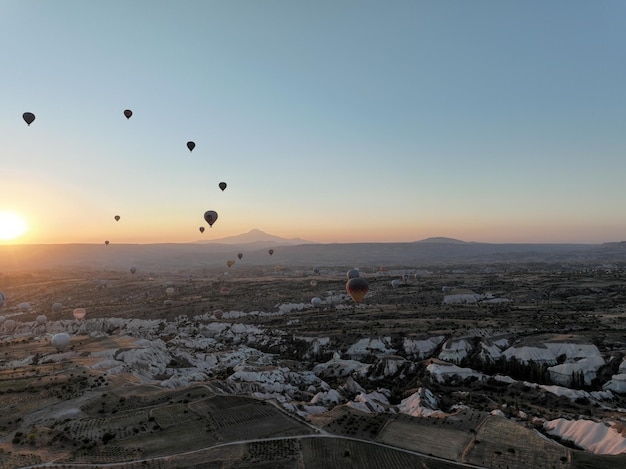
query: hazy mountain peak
[
  {"left": 415, "top": 237, "right": 468, "bottom": 244},
  {"left": 198, "top": 228, "right": 313, "bottom": 245}
]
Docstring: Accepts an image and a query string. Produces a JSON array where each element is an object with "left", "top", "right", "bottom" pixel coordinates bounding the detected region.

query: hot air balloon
[
  {"left": 310, "top": 280, "right": 318, "bottom": 288},
  {"left": 311, "top": 297, "right": 322, "bottom": 307},
  {"left": 52, "top": 302, "right": 63, "bottom": 312},
  {"left": 114, "top": 215, "right": 120, "bottom": 221},
  {"left": 226, "top": 260, "right": 235, "bottom": 268},
  {"left": 105, "top": 240, "right": 110, "bottom": 245},
  {"left": 391, "top": 279, "right": 401, "bottom": 288},
  {"left": 313, "top": 267, "right": 320, "bottom": 275},
  {"left": 219, "top": 182, "right": 227, "bottom": 191},
  {"left": 402, "top": 273, "right": 409, "bottom": 283},
  {"left": 123, "top": 109, "right": 132, "bottom": 119},
  {"left": 3, "top": 319, "right": 16, "bottom": 332},
  {"left": 165, "top": 287, "right": 175, "bottom": 296},
  {"left": 346, "top": 269, "right": 360, "bottom": 280},
  {"left": 213, "top": 309, "right": 224, "bottom": 320},
  {"left": 130, "top": 266, "right": 137, "bottom": 274},
  {"left": 51, "top": 333, "right": 71, "bottom": 351},
  {"left": 220, "top": 287, "right": 230, "bottom": 295},
  {"left": 187, "top": 141, "right": 195, "bottom": 152},
  {"left": 268, "top": 249, "right": 274, "bottom": 256},
  {"left": 36, "top": 314, "right": 47, "bottom": 324},
  {"left": 163, "top": 299, "right": 173, "bottom": 307},
  {"left": 237, "top": 252, "right": 243, "bottom": 260},
  {"left": 73, "top": 308, "right": 86, "bottom": 320},
  {"left": 346, "top": 277, "right": 369, "bottom": 304},
  {"left": 18, "top": 302, "right": 31, "bottom": 312},
  {"left": 0, "top": 291, "right": 4, "bottom": 308},
  {"left": 204, "top": 210, "right": 218, "bottom": 227},
  {"left": 199, "top": 226, "right": 205, "bottom": 233},
  {"left": 23, "top": 112, "right": 35, "bottom": 126}
]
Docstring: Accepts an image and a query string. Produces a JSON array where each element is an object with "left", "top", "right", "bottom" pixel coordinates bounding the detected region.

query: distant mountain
[
  {"left": 196, "top": 228, "right": 313, "bottom": 246},
  {"left": 414, "top": 237, "right": 468, "bottom": 244}
]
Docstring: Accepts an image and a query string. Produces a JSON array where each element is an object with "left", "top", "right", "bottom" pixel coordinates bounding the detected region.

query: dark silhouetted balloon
[
  {"left": 105, "top": 240, "right": 110, "bottom": 245},
  {"left": 219, "top": 182, "right": 227, "bottom": 191},
  {"left": 123, "top": 109, "right": 132, "bottom": 119},
  {"left": 204, "top": 210, "right": 218, "bottom": 227},
  {"left": 237, "top": 252, "right": 243, "bottom": 260},
  {"left": 226, "top": 260, "right": 235, "bottom": 268},
  {"left": 346, "top": 277, "right": 369, "bottom": 304},
  {"left": 268, "top": 249, "right": 274, "bottom": 256},
  {"left": 130, "top": 266, "right": 137, "bottom": 274},
  {"left": 23, "top": 112, "right": 35, "bottom": 126},
  {"left": 52, "top": 302, "right": 63, "bottom": 312},
  {"left": 114, "top": 215, "right": 120, "bottom": 221},
  {"left": 199, "top": 226, "right": 205, "bottom": 233},
  {"left": 187, "top": 141, "right": 195, "bottom": 152},
  {"left": 0, "top": 291, "right": 4, "bottom": 308}
]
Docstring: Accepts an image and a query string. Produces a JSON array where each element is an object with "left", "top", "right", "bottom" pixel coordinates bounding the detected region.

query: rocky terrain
[{"left": 0, "top": 261, "right": 625, "bottom": 468}]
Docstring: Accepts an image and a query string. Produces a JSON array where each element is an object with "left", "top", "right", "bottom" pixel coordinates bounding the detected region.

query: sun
[{"left": 0, "top": 211, "right": 28, "bottom": 241}]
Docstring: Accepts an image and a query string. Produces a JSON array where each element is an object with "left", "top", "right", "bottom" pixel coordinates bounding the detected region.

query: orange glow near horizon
[{"left": 0, "top": 211, "right": 28, "bottom": 243}]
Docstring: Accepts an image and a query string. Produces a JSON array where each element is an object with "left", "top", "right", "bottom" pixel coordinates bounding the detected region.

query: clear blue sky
[{"left": 1, "top": 0, "right": 625, "bottom": 244}]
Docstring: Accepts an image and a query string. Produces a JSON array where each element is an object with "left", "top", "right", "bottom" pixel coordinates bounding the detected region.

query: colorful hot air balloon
[
  {"left": 199, "top": 226, "right": 205, "bottom": 233},
  {"left": 237, "top": 252, "right": 243, "bottom": 260},
  {"left": 219, "top": 182, "right": 227, "bottom": 191},
  {"left": 73, "top": 308, "right": 86, "bottom": 320},
  {"left": 114, "top": 215, "right": 120, "bottom": 221},
  {"left": 123, "top": 109, "right": 133, "bottom": 119},
  {"left": 187, "top": 141, "right": 195, "bottom": 152},
  {"left": 23, "top": 112, "right": 35, "bottom": 126},
  {"left": 213, "top": 309, "right": 224, "bottom": 319},
  {"left": 346, "top": 277, "right": 369, "bottom": 304},
  {"left": 226, "top": 260, "right": 235, "bottom": 268},
  {"left": 268, "top": 249, "right": 274, "bottom": 256},
  {"left": 204, "top": 210, "right": 218, "bottom": 227}
]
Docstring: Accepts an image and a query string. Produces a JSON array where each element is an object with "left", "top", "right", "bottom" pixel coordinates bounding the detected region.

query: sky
[{"left": 1, "top": 0, "right": 625, "bottom": 245}]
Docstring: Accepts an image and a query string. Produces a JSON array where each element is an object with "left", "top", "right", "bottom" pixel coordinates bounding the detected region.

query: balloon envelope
[
  {"left": 23, "top": 112, "right": 35, "bottom": 126},
  {"left": 199, "top": 226, "right": 205, "bottom": 233},
  {"left": 0, "top": 291, "right": 4, "bottom": 307},
  {"left": 73, "top": 308, "right": 86, "bottom": 320},
  {"left": 219, "top": 182, "right": 227, "bottom": 191},
  {"left": 268, "top": 249, "right": 274, "bottom": 256},
  {"left": 130, "top": 266, "right": 137, "bottom": 274},
  {"left": 123, "top": 109, "right": 132, "bottom": 119},
  {"left": 187, "top": 141, "right": 195, "bottom": 152},
  {"left": 310, "top": 280, "right": 318, "bottom": 288},
  {"left": 114, "top": 215, "right": 120, "bottom": 221},
  {"left": 213, "top": 309, "right": 224, "bottom": 319},
  {"left": 18, "top": 302, "right": 31, "bottom": 312},
  {"left": 311, "top": 297, "right": 322, "bottom": 307},
  {"left": 105, "top": 240, "right": 109, "bottom": 245},
  {"left": 204, "top": 210, "right": 218, "bottom": 227},
  {"left": 220, "top": 287, "right": 230, "bottom": 295},
  {"left": 226, "top": 260, "right": 235, "bottom": 268},
  {"left": 346, "top": 269, "right": 360, "bottom": 280},
  {"left": 346, "top": 277, "right": 369, "bottom": 304},
  {"left": 237, "top": 252, "right": 243, "bottom": 260},
  {"left": 51, "top": 333, "right": 71, "bottom": 351},
  {"left": 391, "top": 279, "right": 401, "bottom": 288},
  {"left": 36, "top": 314, "right": 47, "bottom": 324},
  {"left": 165, "top": 287, "right": 175, "bottom": 296},
  {"left": 52, "top": 302, "right": 63, "bottom": 312}
]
